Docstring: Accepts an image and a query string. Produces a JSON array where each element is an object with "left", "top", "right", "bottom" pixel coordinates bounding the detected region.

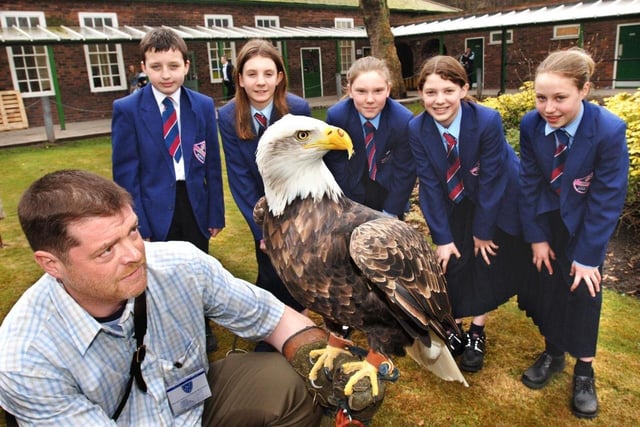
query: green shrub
[
  {"left": 603, "top": 89, "right": 640, "bottom": 230},
  {"left": 479, "top": 81, "right": 535, "bottom": 130}
]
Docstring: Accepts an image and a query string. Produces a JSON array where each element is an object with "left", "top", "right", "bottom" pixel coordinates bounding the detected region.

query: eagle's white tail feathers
[{"left": 405, "top": 335, "right": 469, "bottom": 387}]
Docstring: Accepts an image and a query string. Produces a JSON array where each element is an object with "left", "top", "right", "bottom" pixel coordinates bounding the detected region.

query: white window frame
[
  {"left": 553, "top": 24, "right": 581, "bottom": 40},
  {"left": 489, "top": 29, "right": 513, "bottom": 45},
  {"left": 255, "top": 15, "right": 282, "bottom": 53},
  {"left": 79, "top": 12, "right": 126, "bottom": 93},
  {"left": 335, "top": 18, "right": 355, "bottom": 74},
  {"left": 205, "top": 15, "right": 236, "bottom": 84},
  {"left": 1, "top": 11, "right": 54, "bottom": 98}
]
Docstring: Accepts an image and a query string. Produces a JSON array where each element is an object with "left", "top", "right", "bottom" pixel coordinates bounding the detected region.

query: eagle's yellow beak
[{"left": 307, "top": 125, "right": 354, "bottom": 159}]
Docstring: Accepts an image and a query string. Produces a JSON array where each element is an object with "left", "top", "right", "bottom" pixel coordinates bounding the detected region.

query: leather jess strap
[{"left": 112, "top": 292, "right": 148, "bottom": 420}]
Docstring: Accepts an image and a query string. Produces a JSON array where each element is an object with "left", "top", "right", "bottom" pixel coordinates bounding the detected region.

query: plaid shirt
[{"left": 0, "top": 241, "right": 284, "bottom": 425}]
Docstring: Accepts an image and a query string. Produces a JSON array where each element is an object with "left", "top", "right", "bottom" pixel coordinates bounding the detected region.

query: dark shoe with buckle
[
  {"left": 521, "top": 352, "right": 565, "bottom": 389},
  {"left": 460, "top": 332, "right": 485, "bottom": 372},
  {"left": 445, "top": 327, "right": 466, "bottom": 357},
  {"left": 572, "top": 375, "right": 598, "bottom": 419}
]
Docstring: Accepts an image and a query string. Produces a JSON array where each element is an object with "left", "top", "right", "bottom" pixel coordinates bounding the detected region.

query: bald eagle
[{"left": 255, "top": 114, "right": 468, "bottom": 395}]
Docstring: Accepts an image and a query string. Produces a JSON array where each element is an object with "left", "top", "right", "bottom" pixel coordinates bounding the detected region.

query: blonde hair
[
  {"left": 345, "top": 56, "right": 391, "bottom": 90},
  {"left": 536, "top": 48, "right": 595, "bottom": 91}
]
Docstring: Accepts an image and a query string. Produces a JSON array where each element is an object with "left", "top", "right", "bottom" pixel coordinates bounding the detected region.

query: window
[
  {"left": 489, "top": 30, "right": 513, "bottom": 45},
  {"left": 79, "top": 12, "right": 126, "bottom": 92},
  {"left": 553, "top": 24, "right": 581, "bottom": 40},
  {"left": 1, "top": 11, "right": 54, "bottom": 97},
  {"left": 255, "top": 15, "right": 281, "bottom": 53},
  {"left": 205, "top": 15, "right": 236, "bottom": 83},
  {"left": 335, "top": 18, "right": 355, "bottom": 73}
]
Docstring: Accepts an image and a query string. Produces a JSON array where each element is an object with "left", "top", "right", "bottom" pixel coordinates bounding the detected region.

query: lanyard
[{"left": 112, "top": 292, "right": 148, "bottom": 420}]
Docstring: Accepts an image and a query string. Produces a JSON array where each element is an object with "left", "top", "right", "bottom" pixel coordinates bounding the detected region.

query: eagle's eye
[{"left": 295, "top": 130, "right": 311, "bottom": 141}]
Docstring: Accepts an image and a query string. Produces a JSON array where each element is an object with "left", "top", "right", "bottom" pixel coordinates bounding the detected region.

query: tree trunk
[{"left": 359, "top": 0, "right": 407, "bottom": 98}]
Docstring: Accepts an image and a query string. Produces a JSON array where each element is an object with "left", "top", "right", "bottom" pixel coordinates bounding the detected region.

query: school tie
[
  {"left": 364, "top": 120, "right": 377, "bottom": 180},
  {"left": 444, "top": 132, "right": 464, "bottom": 203},
  {"left": 162, "top": 97, "right": 182, "bottom": 162},
  {"left": 550, "top": 129, "right": 569, "bottom": 195},
  {"left": 255, "top": 112, "right": 268, "bottom": 137}
]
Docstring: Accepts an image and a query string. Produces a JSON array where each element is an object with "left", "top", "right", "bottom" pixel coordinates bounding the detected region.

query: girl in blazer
[
  {"left": 409, "top": 55, "right": 525, "bottom": 373},
  {"left": 518, "top": 48, "right": 628, "bottom": 419},
  {"left": 324, "top": 56, "right": 416, "bottom": 218},
  {"left": 218, "top": 40, "right": 311, "bottom": 336}
]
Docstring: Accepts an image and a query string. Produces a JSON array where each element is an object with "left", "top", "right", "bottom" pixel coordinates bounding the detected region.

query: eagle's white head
[{"left": 256, "top": 114, "right": 354, "bottom": 216}]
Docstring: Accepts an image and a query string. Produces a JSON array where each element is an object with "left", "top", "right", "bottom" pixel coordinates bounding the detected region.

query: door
[
  {"left": 301, "top": 48, "right": 322, "bottom": 98},
  {"left": 184, "top": 51, "right": 198, "bottom": 91},
  {"left": 615, "top": 24, "right": 640, "bottom": 88},
  {"left": 465, "top": 38, "right": 484, "bottom": 88}
]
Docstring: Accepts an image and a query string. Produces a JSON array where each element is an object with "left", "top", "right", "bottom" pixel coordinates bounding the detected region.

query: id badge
[{"left": 166, "top": 368, "right": 212, "bottom": 415}]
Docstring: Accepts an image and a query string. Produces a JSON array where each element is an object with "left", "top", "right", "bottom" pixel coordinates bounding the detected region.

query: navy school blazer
[
  {"left": 519, "top": 101, "right": 628, "bottom": 267},
  {"left": 112, "top": 84, "right": 225, "bottom": 241},
  {"left": 218, "top": 93, "right": 311, "bottom": 241},
  {"left": 323, "top": 97, "right": 417, "bottom": 217},
  {"left": 409, "top": 101, "right": 521, "bottom": 246}
]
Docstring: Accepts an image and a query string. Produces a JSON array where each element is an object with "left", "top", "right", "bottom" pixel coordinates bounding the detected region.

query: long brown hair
[
  {"left": 234, "top": 39, "right": 289, "bottom": 140},
  {"left": 417, "top": 55, "right": 476, "bottom": 103}
]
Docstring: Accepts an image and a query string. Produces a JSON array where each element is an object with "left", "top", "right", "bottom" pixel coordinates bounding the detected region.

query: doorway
[
  {"left": 464, "top": 38, "right": 484, "bottom": 89},
  {"left": 614, "top": 23, "right": 640, "bottom": 88},
  {"left": 301, "top": 47, "right": 322, "bottom": 98}
]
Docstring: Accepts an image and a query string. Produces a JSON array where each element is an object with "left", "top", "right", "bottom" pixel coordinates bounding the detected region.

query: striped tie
[
  {"left": 444, "top": 132, "right": 464, "bottom": 203},
  {"left": 255, "top": 112, "right": 268, "bottom": 137},
  {"left": 550, "top": 129, "right": 569, "bottom": 195},
  {"left": 364, "top": 121, "right": 377, "bottom": 180},
  {"left": 162, "top": 97, "right": 182, "bottom": 162}
]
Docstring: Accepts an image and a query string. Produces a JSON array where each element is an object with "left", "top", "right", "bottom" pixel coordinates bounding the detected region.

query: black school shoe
[
  {"left": 521, "top": 352, "right": 566, "bottom": 389},
  {"left": 572, "top": 375, "right": 599, "bottom": 419},
  {"left": 460, "top": 331, "right": 485, "bottom": 372},
  {"left": 445, "top": 328, "right": 466, "bottom": 357}
]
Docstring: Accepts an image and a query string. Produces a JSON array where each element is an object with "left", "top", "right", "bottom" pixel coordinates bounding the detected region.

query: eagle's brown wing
[{"left": 349, "top": 217, "right": 456, "bottom": 341}]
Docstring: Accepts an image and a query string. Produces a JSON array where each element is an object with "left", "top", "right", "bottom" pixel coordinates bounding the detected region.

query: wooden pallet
[{"left": 0, "top": 90, "right": 29, "bottom": 131}]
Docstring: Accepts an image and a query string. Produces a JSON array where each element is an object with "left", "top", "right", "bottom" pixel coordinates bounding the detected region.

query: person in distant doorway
[
  {"left": 221, "top": 55, "right": 235, "bottom": 99},
  {"left": 459, "top": 47, "right": 475, "bottom": 85},
  {"left": 112, "top": 28, "right": 225, "bottom": 353}
]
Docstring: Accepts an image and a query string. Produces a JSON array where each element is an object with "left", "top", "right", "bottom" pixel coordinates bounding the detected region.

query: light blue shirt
[
  {"left": 359, "top": 113, "right": 380, "bottom": 136},
  {"left": 252, "top": 103, "right": 274, "bottom": 134},
  {"left": 0, "top": 241, "right": 284, "bottom": 425},
  {"left": 544, "top": 102, "right": 585, "bottom": 149},
  {"left": 433, "top": 108, "right": 463, "bottom": 151}
]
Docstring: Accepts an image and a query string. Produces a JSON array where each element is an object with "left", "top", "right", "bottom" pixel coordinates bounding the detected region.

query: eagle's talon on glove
[
  {"left": 340, "top": 359, "right": 381, "bottom": 397},
  {"left": 308, "top": 345, "right": 351, "bottom": 382}
]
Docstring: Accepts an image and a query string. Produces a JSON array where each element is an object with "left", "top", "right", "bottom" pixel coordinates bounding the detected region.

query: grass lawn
[{"left": 0, "top": 134, "right": 639, "bottom": 426}]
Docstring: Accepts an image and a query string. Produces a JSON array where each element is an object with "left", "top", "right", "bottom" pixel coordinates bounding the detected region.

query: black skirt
[
  {"left": 517, "top": 210, "right": 602, "bottom": 358},
  {"left": 444, "top": 198, "right": 527, "bottom": 318}
]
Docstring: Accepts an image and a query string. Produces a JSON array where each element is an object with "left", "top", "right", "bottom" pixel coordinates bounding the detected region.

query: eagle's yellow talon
[
  {"left": 307, "top": 345, "right": 350, "bottom": 382},
  {"left": 340, "top": 360, "right": 380, "bottom": 396}
]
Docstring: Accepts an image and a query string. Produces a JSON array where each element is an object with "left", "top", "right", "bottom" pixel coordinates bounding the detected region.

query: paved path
[{"left": 0, "top": 94, "right": 424, "bottom": 148}]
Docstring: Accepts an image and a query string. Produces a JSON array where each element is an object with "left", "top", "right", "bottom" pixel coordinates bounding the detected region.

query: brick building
[
  {"left": 0, "top": 0, "right": 454, "bottom": 127},
  {"left": 1, "top": 0, "right": 639, "bottom": 128}
]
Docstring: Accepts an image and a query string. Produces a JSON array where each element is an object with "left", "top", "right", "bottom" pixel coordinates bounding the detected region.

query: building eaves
[{"left": 393, "top": 0, "right": 640, "bottom": 36}]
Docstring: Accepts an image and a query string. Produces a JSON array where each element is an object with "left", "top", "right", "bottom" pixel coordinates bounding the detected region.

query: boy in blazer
[{"left": 112, "top": 29, "right": 224, "bottom": 352}]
